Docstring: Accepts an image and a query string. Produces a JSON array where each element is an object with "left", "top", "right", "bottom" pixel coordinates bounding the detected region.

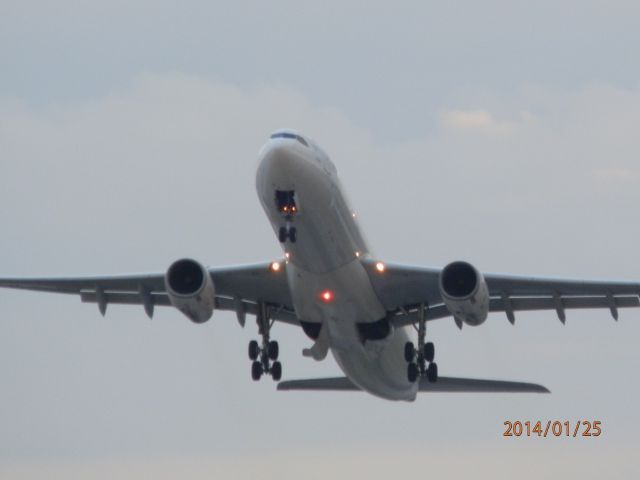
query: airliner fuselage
[{"left": 256, "top": 131, "right": 417, "bottom": 401}]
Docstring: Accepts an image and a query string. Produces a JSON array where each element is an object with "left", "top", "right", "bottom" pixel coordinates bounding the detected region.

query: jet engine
[
  {"left": 439, "top": 261, "right": 489, "bottom": 326},
  {"left": 165, "top": 258, "right": 216, "bottom": 323}
]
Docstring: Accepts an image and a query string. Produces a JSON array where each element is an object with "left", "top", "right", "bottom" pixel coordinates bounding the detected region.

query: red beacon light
[{"left": 320, "top": 289, "right": 334, "bottom": 303}]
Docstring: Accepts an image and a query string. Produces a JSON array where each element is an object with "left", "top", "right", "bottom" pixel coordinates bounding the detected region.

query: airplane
[{"left": 1, "top": 128, "right": 638, "bottom": 401}]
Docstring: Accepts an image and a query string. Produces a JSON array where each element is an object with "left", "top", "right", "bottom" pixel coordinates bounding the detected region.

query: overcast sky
[{"left": 1, "top": 1, "right": 640, "bottom": 478}]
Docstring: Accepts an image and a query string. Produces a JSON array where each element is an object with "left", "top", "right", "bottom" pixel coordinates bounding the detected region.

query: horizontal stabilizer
[
  {"left": 277, "top": 376, "right": 549, "bottom": 393},
  {"left": 278, "top": 377, "right": 359, "bottom": 391},
  {"left": 418, "top": 376, "right": 549, "bottom": 393}
]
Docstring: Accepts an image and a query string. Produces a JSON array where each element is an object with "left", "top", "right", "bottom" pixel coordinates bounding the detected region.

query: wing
[
  {"left": 361, "top": 259, "right": 640, "bottom": 327},
  {"left": 278, "top": 376, "right": 549, "bottom": 393},
  {"left": 0, "top": 262, "right": 298, "bottom": 325}
]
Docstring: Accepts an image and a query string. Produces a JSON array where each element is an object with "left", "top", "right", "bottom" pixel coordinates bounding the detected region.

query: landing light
[
  {"left": 375, "top": 262, "right": 386, "bottom": 273},
  {"left": 320, "top": 289, "right": 334, "bottom": 303},
  {"left": 270, "top": 261, "right": 281, "bottom": 273}
]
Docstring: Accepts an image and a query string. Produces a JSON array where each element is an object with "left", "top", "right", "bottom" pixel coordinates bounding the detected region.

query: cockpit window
[{"left": 270, "top": 132, "right": 308, "bottom": 147}]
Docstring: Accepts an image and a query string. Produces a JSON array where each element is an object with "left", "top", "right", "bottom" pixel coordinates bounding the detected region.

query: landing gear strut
[
  {"left": 248, "top": 302, "right": 282, "bottom": 381},
  {"left": 405, "top": 303, "right": 438, "bottom": 383}
]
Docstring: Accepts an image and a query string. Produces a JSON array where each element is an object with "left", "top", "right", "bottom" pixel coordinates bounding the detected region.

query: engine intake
[
  {"left": 165, "top": 258, "right": 216, "bottom": 323},
  {"left": 439, "top": 261, "right": 489, "bottom": 326}
]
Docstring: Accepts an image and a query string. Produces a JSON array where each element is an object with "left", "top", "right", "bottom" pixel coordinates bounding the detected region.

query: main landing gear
[
  {"left": 405, "top": 303, "right": 438, "bottom": 384},
  {"left": 248, "top": 303, "right": 282, "bottom": 381}
]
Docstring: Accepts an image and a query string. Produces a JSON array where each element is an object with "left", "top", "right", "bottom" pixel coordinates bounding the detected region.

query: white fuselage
[{"left": 256, "top": 134, "right": 418, "bottom": 401}]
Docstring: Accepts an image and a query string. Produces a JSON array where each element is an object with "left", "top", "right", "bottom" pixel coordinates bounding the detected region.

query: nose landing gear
[
  {"left": 278, "top": 225, "right": 297, "bottom": 243},
  {"left": 405, "top": 303, "right": 438, "bottom": 383},
  {"left": 275, "top": 190, "right": 298, "bottom": 244},
  {"left": 248, "top": 303, "right": 282, "bottom": 381}
]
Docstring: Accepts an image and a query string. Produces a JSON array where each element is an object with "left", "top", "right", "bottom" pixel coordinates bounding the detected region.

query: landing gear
[
  {"left": 248, "top": 302, "right": 283, "bottom": 382},
  {"left": 404, "top": 342, "right": 415, "bottom": 363},
  {"left": 248, "top": 340, "right": 260, "bottom": 361},
  {"left": 426, "top": 362, "right": 438, "bottom": 383},
  {"left": 275, "top": 190, "right": 298, "bottom": 244},
  {"left": 424, "top": 341, "right": 435, "bottom": 363},
  {"left": 251, "top": 361, "right": 263, "bottom": 381},
  {"left": 278, "top": 226, "right": 297, "bottom": 243},
  {"left": 407, "top": 362, "right": 419, "bottom": 383},
  {"left": 271, "top": 361, "right": 282, "bottom": 381},
  {"left": 267, "top": 340, "right": 279, "bottom": 360},
  {"left": 405, "top": 303, "right": 438, "bottom": 384}
]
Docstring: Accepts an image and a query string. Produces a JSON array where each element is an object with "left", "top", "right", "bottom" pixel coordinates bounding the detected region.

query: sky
[{"left": 1, "top": 1, "right": 640, "bottom": 478}]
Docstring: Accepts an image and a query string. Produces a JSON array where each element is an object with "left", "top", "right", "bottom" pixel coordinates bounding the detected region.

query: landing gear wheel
[
  {"left": 251, "top": 361, "right": 263, "bottom": 381},
  {"left": 278, "top": 227, "right": 288, "bottom": 243},
  {"left": 424, "top": 342, "right": 435, "bottom": 363},
  {"left": 407, "top": 362, "right": 419, "bottom": 383},
  {"left": 427, "top": 362, "right": 438, "bottom": 383},
  {"left": 249, "top": 302, "right": 284, "bottom": 383},
  {"left": 288, "top": 227, "right": 297, "bottom": 243},
  {"left": 404, "top": 342, "right": 416, "bottom": 363},
  {"left": 268, "top": 340, "right": 279, "bottom": 361},
  {"left": 271, "top": 361, "right": 282, "bottom": 381},
  {"left": 248, "top": 340, "right": 259, "bottom": 361}
]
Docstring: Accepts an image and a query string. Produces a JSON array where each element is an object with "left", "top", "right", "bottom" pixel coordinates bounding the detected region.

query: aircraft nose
[{"left": 259, "top": 139, "right": 306, "bottom": 173}]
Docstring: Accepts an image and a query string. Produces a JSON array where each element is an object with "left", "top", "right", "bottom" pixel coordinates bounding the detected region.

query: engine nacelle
[
  {"left": 439, "top": 261, "right": 489, "bottom": 326},
  {"left": 165, "top": 258, "right": 216, "bottom": 323}
]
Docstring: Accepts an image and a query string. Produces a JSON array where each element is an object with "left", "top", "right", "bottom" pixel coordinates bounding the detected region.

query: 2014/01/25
[{"left": 503, "top": 420, "right": 602, "bottom": 438}]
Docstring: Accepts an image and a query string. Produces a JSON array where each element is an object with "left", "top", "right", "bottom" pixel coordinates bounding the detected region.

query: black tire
[
  {"left": 288, "top": 227, "right": 297, "bottom": 243},
  {"left": 251, "top": 361, "right": 263, "bottom": 381},
  {"left": 424, "top": 342, "right": 435, "bottom": 363},
  {"left": 427, "top": 362, "right": 438, "bottom": 383},
  {"left": 404, "top": 342, "right": 416, "bottom": 363},
  {"left": 267, "top": 340, "right": 279, "bottom": 361},
  {"left": 271, "top": 361, "right": 282, "bottom": 381},
  {"left": 278, "top": 227, "right": 288, "bottom": 243},
  {"left": 248, "top": 340, "right": 260, "bottom": 361},
  {"left": 407, "top": 362, "right": 419, "bottom": 383}
]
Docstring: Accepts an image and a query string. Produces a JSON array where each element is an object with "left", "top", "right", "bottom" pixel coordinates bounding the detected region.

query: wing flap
[
  {"left": 78, "top": 291, "right": 300, "bottom": 325},
  {"left": 80, "top": 291, "right": 172, "bottom": 306},
  {"left": 496, "top": 295, "right": 639, "bottom": 311},
  {"left": 390, "top": 294, "right": 640, "bottom": 327}
]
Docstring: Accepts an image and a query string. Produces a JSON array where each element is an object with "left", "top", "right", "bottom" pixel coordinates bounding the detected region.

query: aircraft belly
[
  {"left": 330, "top": 326, "right": 418, "bottom": 401},
  {"left": 286, "top": 260, "right": 418, "bottom": 401}
]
